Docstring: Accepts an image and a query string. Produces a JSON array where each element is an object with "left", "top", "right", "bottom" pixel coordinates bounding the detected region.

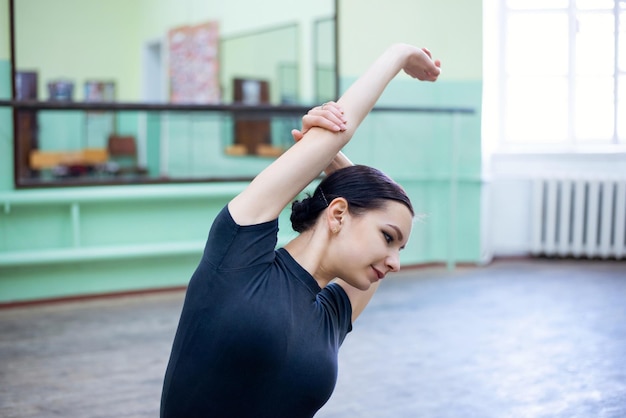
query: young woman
[{"left": 160, "top": 43, "right": 441, "bottom": 417}]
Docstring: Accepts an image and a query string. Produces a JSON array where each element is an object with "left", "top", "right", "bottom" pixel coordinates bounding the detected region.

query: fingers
[
  {"left": 291, "top": 129, "right": 304, "bottom": 143},
  {"left": 302, "top": 114, "right": 346, "bottom": 133},
  {"left": 317, "top": 101, "right": 344, "bottom": 118},
  {"left": 407, "top": 67, "right": 440, "bottom": 81},
  {"left": 421, "top": 48, "right": 441, "bottom": 80},
  {"left": 303, "top": 101, "right": 347, "bottom": 133},
  {"left": 424, "top": 64, "right": 441, "bottom": 81},
  {"left": 407, "top": 48, "right": 441, "bottom": 82}
]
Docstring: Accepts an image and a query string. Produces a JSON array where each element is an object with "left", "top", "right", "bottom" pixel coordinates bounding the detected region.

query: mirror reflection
[
  {"left": 14, "top": 0, "right": 335, "bottom": 104},
  {"left": 11, "top": 0, "right": 336, "bottom": 186}
]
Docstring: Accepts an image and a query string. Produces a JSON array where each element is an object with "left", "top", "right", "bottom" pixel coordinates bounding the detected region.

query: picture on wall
[{"left": 168, "top": 21, "right": 220, "bottom": 104}]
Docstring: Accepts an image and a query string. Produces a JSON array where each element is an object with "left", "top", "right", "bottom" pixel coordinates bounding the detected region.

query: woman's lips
[{"left": 372, "top": 266, "right": 385, "bottom": 280}]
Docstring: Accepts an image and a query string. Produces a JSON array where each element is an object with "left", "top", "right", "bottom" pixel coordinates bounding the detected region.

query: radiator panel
[{"left": 532, "top": 178, "right": 626, "bottom": 259}]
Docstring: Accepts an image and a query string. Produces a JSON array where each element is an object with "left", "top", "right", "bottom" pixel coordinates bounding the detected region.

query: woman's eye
[{"left": 383, "top": 232, "right": 393, "bottom": 244}]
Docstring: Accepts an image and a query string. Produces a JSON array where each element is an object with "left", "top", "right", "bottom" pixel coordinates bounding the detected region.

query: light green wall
[
  {"left": 0, "top": 0, "right": 483, "bottom": 303},
  {"left": 0, "top": 0, "right": 8, "bottom": 60},
  {"left": 14, "top": 0, "right": 142, "bottom": 101},
  {"left": 136, "top": 0, "right": 333, "bottom": 38},
  {"left": 339, "top": 0, "right": 482, "bottom": 81}
]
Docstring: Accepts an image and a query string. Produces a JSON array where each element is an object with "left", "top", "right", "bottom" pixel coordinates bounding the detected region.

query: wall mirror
[
  {"left": 9, "top": 0, "right": 337, "bottom": 187},
  {"left": 13, "top": 0, "right": 336, "bottom": 104}
]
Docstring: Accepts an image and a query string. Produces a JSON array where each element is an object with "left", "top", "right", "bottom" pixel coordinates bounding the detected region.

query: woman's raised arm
[{"left": 228, "top": 43, "right": 440, "bottom": 226}]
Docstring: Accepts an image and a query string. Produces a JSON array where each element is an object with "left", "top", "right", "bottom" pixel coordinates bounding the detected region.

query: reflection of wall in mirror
[
  {"left": 168, "top": 21, "right": 220, "bottom": 104},
  {"left": 13, "top": 0, "right": 335, "bottom": 104}
]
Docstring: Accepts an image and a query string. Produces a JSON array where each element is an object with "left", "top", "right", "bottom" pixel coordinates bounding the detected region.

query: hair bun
[{"left": 290, "top": 197, "right": 313, "bottom": 233}]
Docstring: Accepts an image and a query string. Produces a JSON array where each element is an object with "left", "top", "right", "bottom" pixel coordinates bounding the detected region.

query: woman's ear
[{"left": 326, "top": 197, "right": 348, "bottom": 233}]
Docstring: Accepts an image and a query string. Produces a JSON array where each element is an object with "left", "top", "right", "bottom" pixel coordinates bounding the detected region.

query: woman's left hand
[
  {"left": 291, "top": 101, "right": 347, "bottom": 142},
  {"left": 400, "top": 45, "right": 441, "bottom": 82}
]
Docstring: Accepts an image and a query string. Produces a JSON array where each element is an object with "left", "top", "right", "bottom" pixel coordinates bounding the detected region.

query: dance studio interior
[{"left": 1, "top": 0, "right": 624, "bottom": 416}]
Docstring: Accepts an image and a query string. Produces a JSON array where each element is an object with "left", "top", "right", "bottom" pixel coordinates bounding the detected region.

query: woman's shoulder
[
  {"left": 202, "top": 205, "right": 280, "bottom": 270},
  {"left": 211, "top": 205, "right": 279, "bottom": 235}
]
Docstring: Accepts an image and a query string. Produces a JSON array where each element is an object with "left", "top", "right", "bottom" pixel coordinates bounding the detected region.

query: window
[{"left": 486, "top": 0, "right": 626, "bottom": 151}]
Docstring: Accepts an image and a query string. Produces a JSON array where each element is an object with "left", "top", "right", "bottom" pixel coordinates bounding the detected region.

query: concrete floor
[{"left": 1, "top": 259, "right": 625, "bottom": 417}]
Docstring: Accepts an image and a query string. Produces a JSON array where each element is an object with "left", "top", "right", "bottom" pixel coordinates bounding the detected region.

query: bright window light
[{"left": 493, "top": 0, "right": 625, "bottom": 148}]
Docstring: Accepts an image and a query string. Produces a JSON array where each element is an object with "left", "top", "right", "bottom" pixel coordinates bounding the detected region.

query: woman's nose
[{"left": 386, "top": 251, "right": 401, "bottom": 273}]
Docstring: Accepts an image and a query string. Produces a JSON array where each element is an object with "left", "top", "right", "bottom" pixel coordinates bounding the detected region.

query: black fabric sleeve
[
  {"left": 201, "top": 205, "right": 279, "bottom": 272},
  {"left": 318, "top": 282, "right": 353, "bottom": 345}
]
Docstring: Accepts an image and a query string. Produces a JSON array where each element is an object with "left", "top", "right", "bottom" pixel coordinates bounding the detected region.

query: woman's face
[{"left": 331, "top": 201, "right": 413, "bottom": 290}]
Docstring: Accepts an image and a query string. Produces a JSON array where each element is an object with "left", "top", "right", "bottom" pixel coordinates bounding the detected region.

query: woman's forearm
[
  {"left": 337, "top": 43, "right": 439, "bottom": 138},
  {"left": 336, "top": 44, "right": 412, "bottom": 137},
  {"left": 324, "top": 151, "right": 354, "bottom": 175}
]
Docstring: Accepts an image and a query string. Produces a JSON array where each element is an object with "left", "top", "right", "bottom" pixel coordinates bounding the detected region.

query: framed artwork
[{"left": 168, "top": 21, "right": 220, "bottom": 104}]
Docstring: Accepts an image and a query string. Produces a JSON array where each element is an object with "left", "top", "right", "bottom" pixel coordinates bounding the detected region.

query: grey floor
[{"left": 1, "top": 259, "right": 625, "bottom": 418}]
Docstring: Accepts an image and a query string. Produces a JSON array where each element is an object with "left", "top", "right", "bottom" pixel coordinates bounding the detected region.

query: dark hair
[{"left": 290, "top": 165, "right": 414, "bottom": 233}]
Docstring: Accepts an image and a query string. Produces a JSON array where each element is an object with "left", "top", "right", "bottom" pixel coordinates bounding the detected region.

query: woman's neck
[{"left": 283, "top": 231, "right": 335, "bottom": 289}]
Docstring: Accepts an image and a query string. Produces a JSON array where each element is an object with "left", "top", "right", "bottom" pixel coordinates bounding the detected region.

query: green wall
[
  {"left": 0, "top": 0, "right": 8, "bottom": 60},
  {"left": 339, "top": 0, "right": 482, "bottom": 80},
  {"left": 0, "top": 0, "right": 483, "bottom": 304},
  {"left": 14, "top": 0, "right": 142, "bottom": 101}
]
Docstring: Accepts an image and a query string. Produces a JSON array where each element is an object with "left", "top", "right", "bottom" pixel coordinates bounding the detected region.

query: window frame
[{"left": 486, "top": 0, "right": 626, "bottom": 155}]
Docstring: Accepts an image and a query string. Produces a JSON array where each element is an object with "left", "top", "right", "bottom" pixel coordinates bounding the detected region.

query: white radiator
[{"left": 531, "top": 177, "right": 626, "bottom": 259}]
